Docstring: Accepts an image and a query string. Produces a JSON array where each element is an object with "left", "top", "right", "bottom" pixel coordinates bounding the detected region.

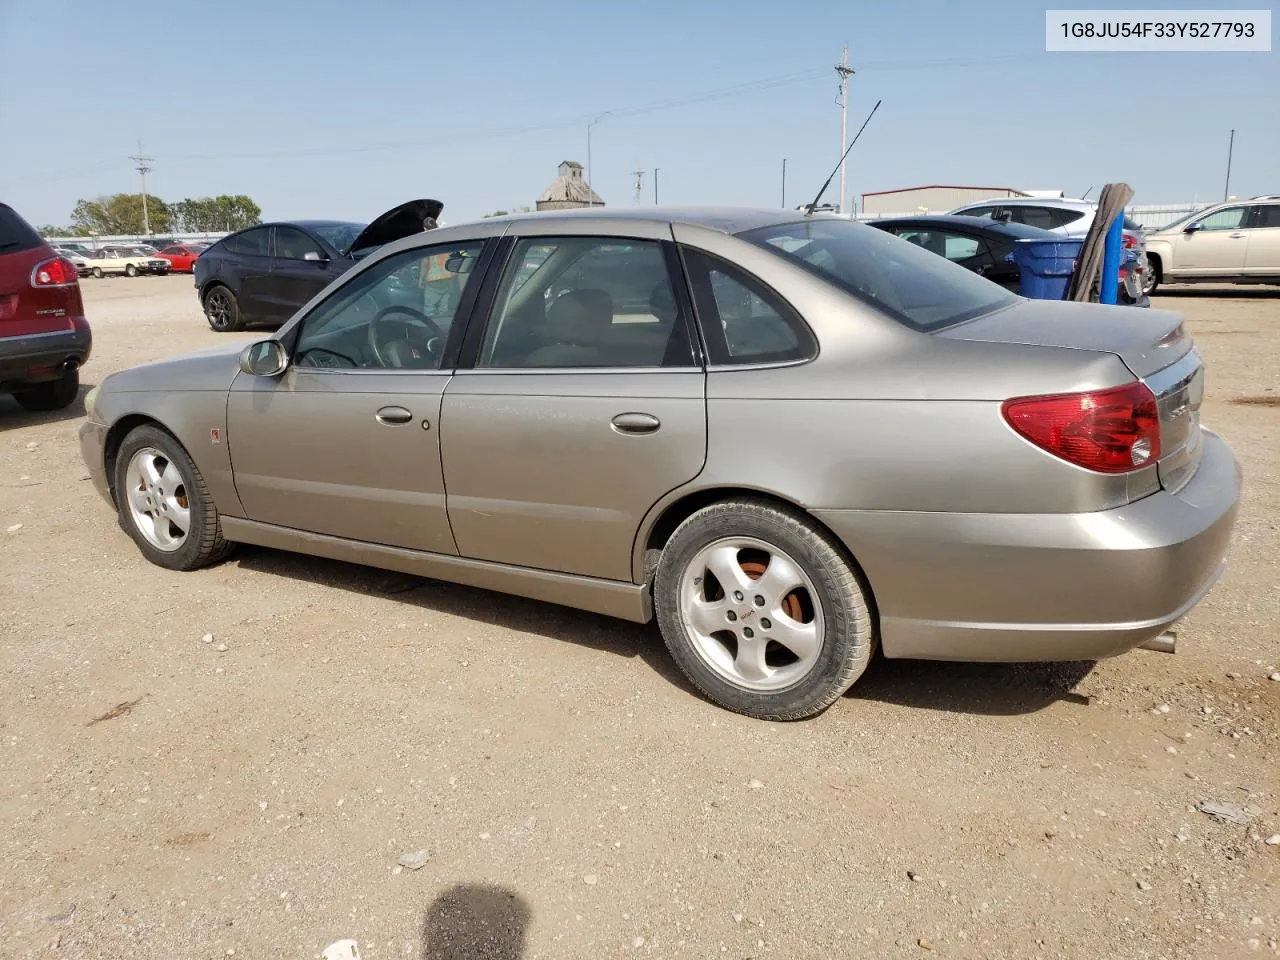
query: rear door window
[{"left": 0, "top": 204, "right": 44, "bottom": 255}]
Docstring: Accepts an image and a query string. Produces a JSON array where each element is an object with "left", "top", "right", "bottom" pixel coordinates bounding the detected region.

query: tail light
[
  {"left": 30, "top": 257, "right": 79, "bottom": 288},
  {"left": 1122, "top": 233, "right": 1137, "bottom": 249},
  {"left": 1002, "top": 381, "right": 1161, "bottom": 473}
]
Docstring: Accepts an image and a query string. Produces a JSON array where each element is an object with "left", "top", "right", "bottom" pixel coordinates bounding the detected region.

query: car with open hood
[
  {"left": 79, "top": 206, "right": 1240, "bottom": 721},
  {"left": 193, "top": 198, "right": 443, "bottom": 331}
]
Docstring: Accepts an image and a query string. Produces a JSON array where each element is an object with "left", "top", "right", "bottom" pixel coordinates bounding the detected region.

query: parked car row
[{"left": 52, "top": 241, "right": 209, "bottom": 278}]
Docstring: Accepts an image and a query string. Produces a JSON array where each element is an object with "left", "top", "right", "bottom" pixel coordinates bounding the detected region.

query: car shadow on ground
[
  {"left": 230, "top": 547, "right": 698, "bottom": 695},
  {"left": 233, "top": 547, "right": 1097, "bottom": 718},
  {"left": 847, "top": 654, "right": 1096, "bottom": 717},
  {"left": 0, "top": 382, "right": 93, "bottom": 432},
  {"left": 421, "top": 883, "right": 531, "bottom": 960}
]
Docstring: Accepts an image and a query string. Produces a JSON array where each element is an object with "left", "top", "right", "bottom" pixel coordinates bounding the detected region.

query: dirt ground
[{"left": 1, "top": 274, "right": 1277, "bottom": 960}]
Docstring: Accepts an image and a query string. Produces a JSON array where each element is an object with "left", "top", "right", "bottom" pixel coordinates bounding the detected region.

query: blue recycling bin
[{"left": 1009, "top": 238, "right": 1084, "bottom": 300}]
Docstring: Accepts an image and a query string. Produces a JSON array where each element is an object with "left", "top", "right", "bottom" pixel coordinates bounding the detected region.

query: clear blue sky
[{"left": 1, "top": 0, "right": 1275, "bottom": 227}]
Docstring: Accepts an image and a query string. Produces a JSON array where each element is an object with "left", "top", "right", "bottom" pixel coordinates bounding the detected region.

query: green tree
[
  {"left": 70, "top": 194, "right": 173, "bottom": 235},
  {"left": 172, "top": 195, "right": 262, "bottom": 232}
]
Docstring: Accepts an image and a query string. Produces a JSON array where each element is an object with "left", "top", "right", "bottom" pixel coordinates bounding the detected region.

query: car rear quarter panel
[
  {"left": 94, "top": 352, "right": 245, "bottom": 517},
  {"left": 633, "top": 224, "right": 1155, "bottom": 580}
]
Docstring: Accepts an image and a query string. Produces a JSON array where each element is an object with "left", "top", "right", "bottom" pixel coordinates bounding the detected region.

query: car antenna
[
  {"left": 804, "top": 98, "right": 882, "bottom": 216},
  {"left": 1080, "top": 184, "right": 1094, "bottom": 201}
]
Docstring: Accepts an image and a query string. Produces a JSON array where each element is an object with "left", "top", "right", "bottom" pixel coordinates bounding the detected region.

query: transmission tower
[
  {"left": 633, "top": 165, "right": 645, "bottom": 205},
  {"left": 128, "top": 140, "right": 155, "bottom": 236}
]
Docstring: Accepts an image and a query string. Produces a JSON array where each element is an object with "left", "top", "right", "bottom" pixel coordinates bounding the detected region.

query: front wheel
[
  {"left": 13, "top": 368, "right": 79, "bottom": 412},
  {"left": 203, "top": 286, "right": 244, "bottom": 332},
  {"left": 654, "top": 499, "right": 875, "bottom": 721},
  {"left": 92, "top": 267, "right": 103, "bottom": 279},
  {"left": 1142, "top": 256, "right": 1160, "bottom": 295},
  {"left": 125, "top": 263, "right": 137, "bottom": 277},
  {"left": 113, "top": 424, "right": 234, "bottom": 571}
]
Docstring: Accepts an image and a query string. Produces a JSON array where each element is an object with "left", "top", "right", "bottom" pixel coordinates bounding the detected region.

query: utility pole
[
  {"left": 1223, "top": 128, "right": 1235, "bottom": 201},
  {"left": 633, "top": 165, "right": 645, "bottom": 205},
  {"left": 129, "top": 139, "right": 154, "bottom": 236},
  {"left": 653, "top": 168, "right": 660, "bottom": 205},
  {"left": 587, "top": 111, "right": 611, "bottom": 195},
  {"left": 781, "top": 158, "right": 788, "bottom": 208},
  {"left": 835, "top": 45, "right": 855, "bottom": 216}
]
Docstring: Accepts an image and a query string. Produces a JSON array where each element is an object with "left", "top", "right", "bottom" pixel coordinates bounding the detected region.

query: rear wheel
[
  {"left": 113, "top": 424, "right": 234, "bottom": 571},
  {"left": 654, "top": 498, "right": 875, "bottom": 721},
  {"left": 203, "top": 285, "right": 244, "bottom": 332},
  {"left": 13, "top": 368, "right": 79, "bottom": 412}
]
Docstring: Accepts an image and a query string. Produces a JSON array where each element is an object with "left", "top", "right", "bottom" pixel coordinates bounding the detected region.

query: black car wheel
[
  {"left": 91, "top": 267, "right": 103, "bottom": 279},
  {"left": 203, "top": 286, "right": 244, "bottom": 332},
  {"left": 125, "top": 263, "right": 137, "bottom": 277},
  {"left": 13, "top": 368, "right": 80, "bottom": 412}
]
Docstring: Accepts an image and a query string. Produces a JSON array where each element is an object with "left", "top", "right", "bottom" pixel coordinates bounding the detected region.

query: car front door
[
  {"left": 1243, "top": 204, "right": 1280, "bottom": 276},
  {"left": 1170, "top": 205, "right": 1251, "bottom": 276},
  {"left": 225, "top": 239, "right": 491, "bottom": 554},
  {"left": 440, "top": 229, "right": 707, "bottom": 582},
  {"left": 267, "top": 225, "right": 343, "bottom": 322}
]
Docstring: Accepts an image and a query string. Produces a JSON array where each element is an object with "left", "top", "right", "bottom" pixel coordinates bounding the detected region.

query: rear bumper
[
  {"left": 815, "top": 430, "right": 1242, "bottom": 662},
  {"left": 0, "top": 319, "right": 92, "bottom": 389}
]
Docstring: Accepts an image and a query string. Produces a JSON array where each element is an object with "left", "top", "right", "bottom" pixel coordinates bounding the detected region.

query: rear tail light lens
[
  {"left": 1002, "top": 381, "right": 1161, "bottom": 473},
  {"left": 30, "top": 257, "right": 79, "bottom": 287},
  {"left": 1122, "top": 233, "right": 1137, "bottom": 249}
]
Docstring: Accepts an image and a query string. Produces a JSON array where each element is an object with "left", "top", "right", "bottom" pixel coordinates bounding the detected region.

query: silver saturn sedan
[{"left": 78, "top": 207, "right": 1242, "bottom": 721}]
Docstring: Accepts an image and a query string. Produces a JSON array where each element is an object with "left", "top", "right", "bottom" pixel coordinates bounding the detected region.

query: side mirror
[
  {"left": 1183, "top": 222, "right": 1202, "bottom": 233},
  {"left": 303, "top": 250, "right": 329, "bottom": 262},
  {"left": 239, "top": 340, "right": 289, "bottom": 377}
]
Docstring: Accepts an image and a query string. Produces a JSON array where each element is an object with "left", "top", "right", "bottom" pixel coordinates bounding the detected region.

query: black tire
[
  {"left": 203, "top": 285, "right": 244, "bottom": 332},
  {"left": 13, "top": 368, "right": 79, "bottom": 412},
  {"left": 1143, "top": 255, "right": 1160, "bottom": 295},
  {"left": 91, "top": 267, "right": 103, "bottom": 279},
  {"left": 125, "top": 263, "right": 138, "bottom": 277},
  {"left": 654, "top": 498, "right": 875, "bottom": 721},
  {"left": 113, "top": 424, "right": 235, "bottom": 571}
]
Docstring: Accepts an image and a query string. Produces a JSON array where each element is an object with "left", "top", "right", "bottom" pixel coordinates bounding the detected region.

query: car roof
[
  {"left": 956, "top": 197, "right": 1095, "bottom": 209},
  {"left": 285, "top": 219, "right": 365, "bottom": 230},
  {"left": 475, "top": 205, "right": 810, "bottom": 235}
]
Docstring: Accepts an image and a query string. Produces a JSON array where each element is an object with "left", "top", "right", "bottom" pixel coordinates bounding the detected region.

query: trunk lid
[
  {"left": 940, "top": 299, "right": 1203, "bottom": 492},
  {"left": 0, "top": 204, "right": 82, "bottom": 338},
  {"left": 346, "top": 198, "right": 444, "bottom": 257}
]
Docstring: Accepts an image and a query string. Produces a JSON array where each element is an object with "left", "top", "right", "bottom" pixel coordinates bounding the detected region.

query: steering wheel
[{"left": 368, "top": 305, "right": 447, "bottom": 369}]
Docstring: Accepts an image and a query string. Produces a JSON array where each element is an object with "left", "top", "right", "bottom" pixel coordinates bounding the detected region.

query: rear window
[
  {"left": 0, "top": 203, "right": 44, "bottom": 255},
  {"left": 739, "top": 218, "right": 1018, "bottom": 332}
]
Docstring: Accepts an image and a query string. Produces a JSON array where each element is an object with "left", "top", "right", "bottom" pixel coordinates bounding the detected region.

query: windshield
[
  {"left": 311, "top": 222, "right": 365, "bottom": 253},
  {"left": 740, "top": 218, "right": 1018, "bottom": 332},
  {"left": 1153, "top": 208, "right": 1208, "bottom": 232}
]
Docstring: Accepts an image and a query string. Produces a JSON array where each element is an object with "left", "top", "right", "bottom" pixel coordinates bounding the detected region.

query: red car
[
  {"left": 154, "top": 243, "right": 207, "bottom": 272},
  {"left": 0, "top": 202, "right": 92, "bottom": 411}
]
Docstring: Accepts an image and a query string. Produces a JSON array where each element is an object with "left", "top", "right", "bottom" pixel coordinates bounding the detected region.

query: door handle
[
  {"left": 611, "top": 412, "right": 661, "bottom": 435},
  {"left": 1229, "top": 232, "right": 1247, "bottom": 238},
  {"left": 375, "top": 405, "right": 413, "bottom": 425}
]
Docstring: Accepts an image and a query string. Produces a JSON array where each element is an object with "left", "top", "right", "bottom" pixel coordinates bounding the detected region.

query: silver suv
[{"left": 1140, "top": 196, "right": 1280, "bottom": 294}]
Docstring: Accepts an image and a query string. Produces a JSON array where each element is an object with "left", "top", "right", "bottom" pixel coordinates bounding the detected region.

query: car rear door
[
  {"left": 440, "top": 227, "right": 707, "bottom": 582},
  {"left": 228, "top": 227, "right": 276, "bottom": 319},
  {"left": 1243, "top": 204, "right": 1280, "bottom": 276}
]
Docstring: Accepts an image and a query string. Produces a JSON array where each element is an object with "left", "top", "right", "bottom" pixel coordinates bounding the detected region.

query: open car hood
[{"left": 346, "top": 198, "right": 444, "bottom": 256}]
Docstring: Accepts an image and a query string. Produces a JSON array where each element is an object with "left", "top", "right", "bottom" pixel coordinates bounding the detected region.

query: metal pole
[
  {"left": 1223, "top": 129, "right": 1235, "bottom": 200},
  {"left": 654, "top": 168, "right": 660, "bottom": 205},
  {"left": 1099, "top": 212, "right": 1123, "bottom": 305},
  {"left": 781, "top": 158, "right": 787, "bottom": 208},
  {"left": 835, "top": 45, "right": 854, "bottom": 215},
  {"left": 587, "top": 111, "right": 611, "bottom": 196}
]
